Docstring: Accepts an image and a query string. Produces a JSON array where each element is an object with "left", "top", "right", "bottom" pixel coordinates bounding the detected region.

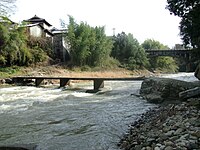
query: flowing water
[{"left": 0, "top": 73, "right": 197, "bottom": 150}]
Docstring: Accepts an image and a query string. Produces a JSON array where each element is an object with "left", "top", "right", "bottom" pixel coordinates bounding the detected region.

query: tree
[
  {"left": 166, "top": 0, "right": 200, "bottom": 48},
  {"left": 142, "top": 39, "right": 169, "bottom": 50},
  {"left": 0, "top": 22, "right": 32, "bottom": 66},
  {"left": 141, "top": 39, "right": 178, "bottom": 72},
  {"left": 0, "top": 16, "right": 49, "bottom": 66},
  {"left": 66, "top": 16, "right": 113, "bottom": 67},
  {"left": 155, "top": 56, "right": 178, "bottom": 73},
  {"left": 0, "top": 0, "right": 16, "bottom": 15},
  {"left": 0, "top": 20, "right": 9, "bottom": 47},
  {"left": 112, "top": 32, "right": 149, "bottom": 69}
]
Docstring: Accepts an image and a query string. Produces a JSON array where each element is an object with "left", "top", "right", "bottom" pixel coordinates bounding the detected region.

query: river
[{"left": 0, "top": 73, "right": 197, "bottom": 150}]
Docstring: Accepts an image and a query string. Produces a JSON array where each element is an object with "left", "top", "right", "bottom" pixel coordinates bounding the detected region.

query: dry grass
[{"left": 20, "top": 66, "right": 153, "bottom": 78}]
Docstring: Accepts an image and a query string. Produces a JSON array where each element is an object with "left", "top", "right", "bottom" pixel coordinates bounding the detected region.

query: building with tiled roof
[
  {"left": 23, "top": 15, "right": 70, "bottom": 62},
  {"left": 23, "top": 15, "right": 53, "bottom": 37}
]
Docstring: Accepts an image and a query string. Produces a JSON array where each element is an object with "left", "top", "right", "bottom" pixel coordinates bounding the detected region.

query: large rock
[
  {"left": 5, "top": 78, "right": 13, "bottom": 84},
  {"left": 0, "top": 79, "right": 5, "bottom": 84},
  {"left": 140, "top": 77, "right": 200, "bottom": 103}
]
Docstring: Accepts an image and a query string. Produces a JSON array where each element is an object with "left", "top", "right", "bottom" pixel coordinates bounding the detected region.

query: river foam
[{"left": 0, "top": 73, "right": 195, "bottom": 150}]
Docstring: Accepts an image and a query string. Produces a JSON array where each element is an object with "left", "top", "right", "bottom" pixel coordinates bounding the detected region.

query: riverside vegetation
[{"left": 0, "top": 15, "right": 179, "bottom": 79}]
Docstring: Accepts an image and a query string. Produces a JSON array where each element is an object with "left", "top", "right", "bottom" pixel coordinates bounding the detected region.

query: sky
[{"left": 11, "top": 0, "right": 182, "bottom": 48}]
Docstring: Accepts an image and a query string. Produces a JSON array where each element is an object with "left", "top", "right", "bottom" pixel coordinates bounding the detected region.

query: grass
[{"left": 0, "top": 66, "right": 23, "bottom": 79}]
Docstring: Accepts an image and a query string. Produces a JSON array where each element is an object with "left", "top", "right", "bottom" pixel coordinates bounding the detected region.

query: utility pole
[{"left": 112, "top": 28, "right": 115, "bottom": 36}]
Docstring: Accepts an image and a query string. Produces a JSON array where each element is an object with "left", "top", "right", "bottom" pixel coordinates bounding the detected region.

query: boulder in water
[
  {"left": 0, "top": 79, "right": 5, "bottom": 84},
  {"left": 5, "top": 78, "right": 13, "bottom": 84},
  {"left": 140, "top": 77, "right": 200, "bottom": 103}
]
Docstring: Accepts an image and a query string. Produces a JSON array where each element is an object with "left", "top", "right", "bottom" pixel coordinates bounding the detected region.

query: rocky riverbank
[
  {"left": 119, "top": 77, "right": 200, "bottom": 150},
  {"left": 119, "top": 97, "right": 200, "bottom": 150}
]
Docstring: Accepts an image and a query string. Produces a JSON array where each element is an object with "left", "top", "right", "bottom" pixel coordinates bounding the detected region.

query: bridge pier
[
  {"left": 35, "top": 78, "right": 44, "bottom": 87},
  {"left": 94, "top": 79, "right": 104, "bottom": 90},
  {"left": 12, "top": 76, "right": 145, "bottom": 92},
  {"left": 60, "top": 78, "right": 70, "bottom": 87}
]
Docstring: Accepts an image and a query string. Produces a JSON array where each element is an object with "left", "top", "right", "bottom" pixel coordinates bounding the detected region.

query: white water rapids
[{"left": 0, "top": 73, "right": 198, "bottom": 150}]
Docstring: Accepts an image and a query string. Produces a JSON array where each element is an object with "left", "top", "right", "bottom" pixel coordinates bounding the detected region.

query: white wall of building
[{"left": 30, "top": 26, "right": 43, "bottom": 37}]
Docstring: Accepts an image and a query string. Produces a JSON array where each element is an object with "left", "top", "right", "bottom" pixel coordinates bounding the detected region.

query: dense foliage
[
  {"left": 142, "top": 39, "right": 169, "bottom": 50},
  {"left": 66, "top": 17, "right": 150, "bottom": 70},
  {"left": 0, "top": 15, "right": 179, "bottom": 73},
  {"left": 0, "top": 22, "right": 31, "bottom": 66},
  {"left": 66, "top": 16, "right": 114, "bottom": 67},
  {"left": 111, "top": 32, "right": 149, "bottom": 69},
  {"left": 0, "top": 17, "right": 49, "bottom": 66},
  {"left": 27, "top": 36, "right": 52, "bottom": 64},
  {"left": 166, "top": 0, "right": 200, "bottom": 49},
  {"left": 142, "top": 39, "right": 178, "bottom": 72}
]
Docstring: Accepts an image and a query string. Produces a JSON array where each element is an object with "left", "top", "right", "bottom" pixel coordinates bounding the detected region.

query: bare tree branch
[{"left": 0, "top": 0, "right": 17, "bottom": 15}]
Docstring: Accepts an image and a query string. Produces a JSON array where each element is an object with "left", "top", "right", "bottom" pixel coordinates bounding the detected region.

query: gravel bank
[{"left": 118, "top": 99, "right": 200, "bottom": 150}]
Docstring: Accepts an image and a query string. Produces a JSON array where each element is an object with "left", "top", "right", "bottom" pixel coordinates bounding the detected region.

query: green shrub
[{"left": 156, "top": 56, "right": 179, "bottom": 73}]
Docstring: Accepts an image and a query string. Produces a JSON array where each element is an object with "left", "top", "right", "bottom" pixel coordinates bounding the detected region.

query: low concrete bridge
[
  {"left": 12, "top": 76, "right": 146, "bottom": 91},
  {"left": 145, "top": 49, "right": 192, "bottom": 59}
]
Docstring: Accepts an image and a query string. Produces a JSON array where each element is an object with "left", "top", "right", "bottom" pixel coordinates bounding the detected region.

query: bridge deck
[
  {"left": 12, "top": 76, "right": 145, "bottom": 80},
  {"left": 12, "top": 76, "right": 146, "bottom": 91}
]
